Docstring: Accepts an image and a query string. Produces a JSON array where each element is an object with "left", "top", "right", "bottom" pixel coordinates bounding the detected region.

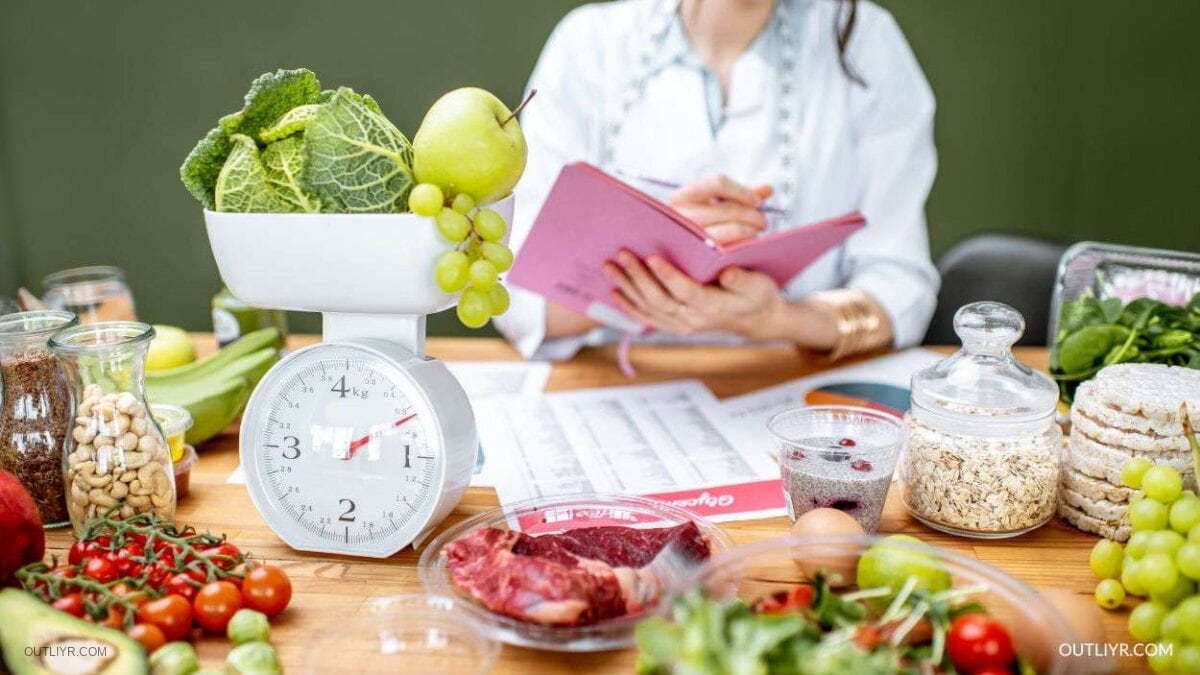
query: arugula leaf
[
  {"left": 214, "top": 134, "right": 290, "bottom": 213},
  {"left": 261, "top": 137, "right": 321, "bottom": 212},
  {"left": 301, "top": 87, "right": 415, "bottom": 213}
]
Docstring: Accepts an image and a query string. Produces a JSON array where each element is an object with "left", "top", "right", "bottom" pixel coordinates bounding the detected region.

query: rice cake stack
[{"left": 1058, "top": 363, "right": 1200, "bottom": 541}]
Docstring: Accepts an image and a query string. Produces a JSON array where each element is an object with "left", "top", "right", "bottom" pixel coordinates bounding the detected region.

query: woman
[{"left": 495, "top": 0, "right": 938, "bottom": 362}]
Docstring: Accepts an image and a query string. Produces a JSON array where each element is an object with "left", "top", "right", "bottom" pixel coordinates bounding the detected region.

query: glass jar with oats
[
  {"left": 50, "top": 322, "right": 175, "bottom": 533},
  {"left": 901, "top": 302, "right": 1062, "bottom": 538}
]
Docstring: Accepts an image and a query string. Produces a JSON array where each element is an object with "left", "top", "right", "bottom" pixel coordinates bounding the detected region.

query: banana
[
  {"left": 146, "top": 328, "right": 279, "bottom": 387},
  {"left": 146, "top": 333, "right": 281, "bottom": 446}
]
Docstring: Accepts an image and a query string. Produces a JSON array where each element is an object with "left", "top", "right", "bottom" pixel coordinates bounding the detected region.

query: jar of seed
[
  {"left": 0, "top": 311, "right": 79, "bottom": 527},
  {"left": 50, "top": 322, "right": 175, "bottom": 532}
]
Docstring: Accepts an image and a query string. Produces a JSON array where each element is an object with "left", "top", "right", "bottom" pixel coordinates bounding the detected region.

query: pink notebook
[{"left": 508, "top": 163, "right": 866, "bottom": 332}]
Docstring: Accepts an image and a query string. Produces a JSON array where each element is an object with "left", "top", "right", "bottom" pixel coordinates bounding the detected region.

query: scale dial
[{"left": 240, "top": 340, "right": 475, "bottom": 558}]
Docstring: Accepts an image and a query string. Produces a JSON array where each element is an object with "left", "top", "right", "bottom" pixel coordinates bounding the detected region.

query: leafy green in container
[
  {"left": 1051, "top": 292, "right": 1200, "bottom": 403},
  {"left": 180, "top": 69, "right": 414, "bottom": 214}
]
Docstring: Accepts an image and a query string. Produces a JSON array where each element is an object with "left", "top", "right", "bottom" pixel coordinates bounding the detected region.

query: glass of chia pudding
[{"left": 769, "top": 405, "right": 904, "bottom": 533}]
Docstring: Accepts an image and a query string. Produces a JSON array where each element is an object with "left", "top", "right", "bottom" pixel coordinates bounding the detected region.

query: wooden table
[{"left": 42, "top": 337, "right": 1145, "bottom": 674}]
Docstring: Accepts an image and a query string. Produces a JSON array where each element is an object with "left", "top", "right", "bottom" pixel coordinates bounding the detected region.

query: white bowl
[{"left": 203, "top": 195, "right": 514, "bottom": 315}]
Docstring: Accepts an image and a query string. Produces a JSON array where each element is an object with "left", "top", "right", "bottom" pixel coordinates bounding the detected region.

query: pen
[{"left": 616, "top": 171, "right": 788, "bottom": 215}]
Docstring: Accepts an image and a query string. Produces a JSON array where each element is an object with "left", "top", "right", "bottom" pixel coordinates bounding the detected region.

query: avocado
[{"left": 0, "top": 588, "right": 147, "bottom": 675}]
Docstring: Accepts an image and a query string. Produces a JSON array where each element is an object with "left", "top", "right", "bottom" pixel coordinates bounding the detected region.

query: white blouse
[{"left": 495, "top": 0, "right": 940, "bottom": 360}]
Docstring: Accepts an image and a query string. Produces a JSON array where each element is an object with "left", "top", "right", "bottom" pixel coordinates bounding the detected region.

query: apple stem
[{"left": 501, "top": 89, "right": 537, "bottom": 127}]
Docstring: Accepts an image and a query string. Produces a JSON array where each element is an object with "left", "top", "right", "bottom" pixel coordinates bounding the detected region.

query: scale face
[{"left": 240, "top": 339, "right": 475, "bottom": 558}]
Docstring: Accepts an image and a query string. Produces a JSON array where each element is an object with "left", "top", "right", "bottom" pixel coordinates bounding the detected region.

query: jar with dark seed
[{"left": 0, "top": 310, "right": 79, "bottom": 527}]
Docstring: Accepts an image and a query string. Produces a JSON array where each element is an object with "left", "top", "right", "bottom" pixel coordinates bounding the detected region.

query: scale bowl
[
  {"left": 203, "top": 194, "right": 514, "bottom": 315},
  {"left": 418, "top": 493, "right": 732, "bottom": 652}
]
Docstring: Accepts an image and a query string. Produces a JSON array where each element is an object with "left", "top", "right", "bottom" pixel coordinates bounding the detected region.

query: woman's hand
[
  {"left": 668, "top": 174, "right": 773, "bottom": 245},
  {"left": 603, "top": 251, "right": 786, "bottom": 340}
]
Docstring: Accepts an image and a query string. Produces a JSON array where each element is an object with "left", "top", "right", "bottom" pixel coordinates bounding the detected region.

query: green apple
[
  {"left": 412, "top": 87, "right": 527, "bottom": 205},
  {"left": 147, "top": 325, "right": 196, "bottom": 371}
]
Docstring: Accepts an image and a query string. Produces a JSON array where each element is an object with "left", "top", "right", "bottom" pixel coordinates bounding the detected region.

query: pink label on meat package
[{"left": 512, "top": 480, "right": 786, "bottom": 532}]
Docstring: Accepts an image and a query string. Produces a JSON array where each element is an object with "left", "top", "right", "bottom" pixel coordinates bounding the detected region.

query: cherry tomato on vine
[
  {"left": 126, "top": 623, "right": 166, "bottom": 654},
  {"left": 144, "top": 562, "right": 172, "bottom": 590},
  {"left": 241, "top": 565, "right": 292, "bottom": 617},
  {"left": 947, "top": 613, "right": 1016, "bottom": 673},
  {"left": 137, "top": 594, "right": 193, "bottom": 642},
  {"left": 83, "top": 556, "right": 118, "bottom": 584},
  {"left": 971, "top": 668, "right": 1012, "bottom": 675},
  {"left": 68, "top": 541, "right": 98, "bottom": 565},
  {"left": 193, "top": 581, "right": 243, "bottom": 633},
  {"left": 166, "top": 569, "right": 206, "bottom": 602},
  {"left": 51, "top": 593, "right": 86, "bottom": 618},
  {"left": 228, "top": 559, "right": 260, "bottom": 589},
  {"left": 114, "top": 543, "right": 146, "bottom": 577},
  {"left": 98, "top": 606, "right": 126, "bottom": 630},
  {"left": 50, "top": 566, "right": 78, "bottom": 581},
  {"left": 199, "top": 543, "right": 242, "bottom": 570}
]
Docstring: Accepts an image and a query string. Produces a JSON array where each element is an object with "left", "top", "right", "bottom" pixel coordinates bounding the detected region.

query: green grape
[
  {"left": 1160, "top": 610, "right": 1183, "bottom": 641},
  {"left": 1131, "top": 498, "right": 1171, "bottom": 531},
  {"left": 1129, "top": 600, "right": 1170, "bottom": 642},
  {"left": 1170, "top": 496, "right": 1200, "bottom": 533},
  {"left": 451, "top": 193, "right": 476, "bottom": 215},
  {"left": 1176, "top": 644, "right": 1200, "bottom": 673},
  {"left": 456, "top": 288, "right": 491, "bottom": 328},
  {"left": 1150, "top": 573, "right": 1194, "bottom": 608},
  {"left": 472, "top": 208, "right": 507, "bottom": 242},
  {"left": 1147, "top": 530, "right": 1187, "bottom": 556},
  {"left": 1144, "top": 465, "right": 1185, "bottom": 503},
  {"left": 1123, "top": 456, "right": 1155, "bottom": 489},
  {"left": 1094, "top": 578, "right": 1126, "bottom": 609},
  {"left": 1123, "top": 558, "right": 1148, "bottom": 596},
  {"left": 1139, "top": 552, "right": 1181, "bottom": 595},
  {"left": 469, "top": 259, "right": 499, "bottom": 291},
  {"left": 480, "top": 241, "right": 514, "bottom": 273},
  {"left": 1147, "top": 643, "right": 1174, "bottom": 672},
  {"left": 1129, "top": 531, "right": 1152, "bottom": 559},
  {"left": 408, "top": 183, "right": 445, "bottom": 216},
  {"left": 434, "top": 251, "right": 471, "bottom": 293},
  {"left": 1090, "top": 538, "right": 1125, "bottom": 579},
  {"left": 1191, "top": 523, "right": 1200, "bottom": 544},
  {"left": 1178, "top": 542, "right": 1200, "bottom": 580},
  {"left": 435, "top": 209, "right": 472, "bottom": 243},
  {"left": 487, "top": 284, "right": 510, "bottom": 316},
  {"left": 1177, "top": 596, "right": 1200, "bottom": 642}
]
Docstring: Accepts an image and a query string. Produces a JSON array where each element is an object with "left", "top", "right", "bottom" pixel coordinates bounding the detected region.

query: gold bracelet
[{"left": 809, "top": 289, "right": 893, "bottom": 361}]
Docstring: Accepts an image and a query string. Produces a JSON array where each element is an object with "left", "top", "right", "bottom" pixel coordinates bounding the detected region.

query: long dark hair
[{"left": 835, "top": 0, "right": 866, "bottom": 86}]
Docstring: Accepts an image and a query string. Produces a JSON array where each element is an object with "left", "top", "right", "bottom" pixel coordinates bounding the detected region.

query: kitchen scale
[{"left": 203, "top": 196, "right": 514, "bottom": 558}]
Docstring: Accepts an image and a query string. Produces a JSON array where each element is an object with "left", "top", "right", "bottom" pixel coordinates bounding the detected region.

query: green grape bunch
[
  {"left": 409, "top": 182, "right": 515, "bottom": 328},
  {"left": 1087, "top": 455, "right": 1200, "bottom": 673}
]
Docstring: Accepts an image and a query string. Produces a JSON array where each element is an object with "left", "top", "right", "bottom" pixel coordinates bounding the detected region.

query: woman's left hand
[{"left": 603, "top": 251, "right": 785, "bottom": 340}]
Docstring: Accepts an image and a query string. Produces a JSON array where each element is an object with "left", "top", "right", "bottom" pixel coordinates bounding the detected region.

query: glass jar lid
[{"left": 911, "top": 302, "right": 1058, "bottom": 431}]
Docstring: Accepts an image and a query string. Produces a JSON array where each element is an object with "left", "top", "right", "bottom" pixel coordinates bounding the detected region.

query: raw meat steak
[
  {"left": 442, "top": 522, "right": 711, "bottom": 626},
  {"left": 512, "top": 522, "right": 710, "bottom": 568}
]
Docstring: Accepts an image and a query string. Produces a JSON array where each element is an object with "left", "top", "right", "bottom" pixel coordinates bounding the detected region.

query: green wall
[{"left": 2, "top": 0, "right": 1198, "bottom": 336}]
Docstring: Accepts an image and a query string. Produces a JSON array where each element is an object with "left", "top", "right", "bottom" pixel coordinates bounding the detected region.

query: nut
[
  {"left": 109, "top": 481, "right": 128, "bottom": 499},
  {"left": 117, "top": 432, "right": 139, "bottom": 451},
  {"left": 73, "top": 426, "right": 96, "bottom": 444},
  {"left": 126, "top": 494, "right": 150, "bottom": 508},
  {"left": 116, "top": 392, "right": 137, "bottom": 413},
  {"left": 137, "top": 434, "right": 158, "bottom": 453},
  {"left": 83, "top": 473, "right": 112, "bottom": 489},
  {"left": 119, "top": 505, "right": 134, "bottom": 519},
  {"left": 151, "top": 493, "right": 172, "bottom": 509},
  {"left": 122, "top": 450, "right": 149, "bottom": 470},
  {"left": 88, "top": 489, "right": 117, "bottom": 508},
  {"left": 131, "top": 417, "right": 147, "bottom": 436}
]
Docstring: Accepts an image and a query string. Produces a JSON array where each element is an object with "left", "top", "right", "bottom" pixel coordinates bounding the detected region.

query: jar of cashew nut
[{"left": 50, "top": 322, "right": 175, "bottom": 533}]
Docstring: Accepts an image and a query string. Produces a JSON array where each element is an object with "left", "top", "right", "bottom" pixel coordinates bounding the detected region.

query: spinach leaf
[{"left": 1056, "top": 324, "right": 1129, "bottom": 373}]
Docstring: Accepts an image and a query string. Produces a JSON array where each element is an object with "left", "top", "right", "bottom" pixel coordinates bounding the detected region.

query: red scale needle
[{"left": 344, "top": 413, "right": 417, "bottom": 459}]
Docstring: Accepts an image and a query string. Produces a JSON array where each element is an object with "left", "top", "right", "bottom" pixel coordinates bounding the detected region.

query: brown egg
[
  {"left": 790, "top": 508, "right": 864, "bottom": 587},
  {"left": 1021, "top": 588, "right": 1114, "bottom": 674}
]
